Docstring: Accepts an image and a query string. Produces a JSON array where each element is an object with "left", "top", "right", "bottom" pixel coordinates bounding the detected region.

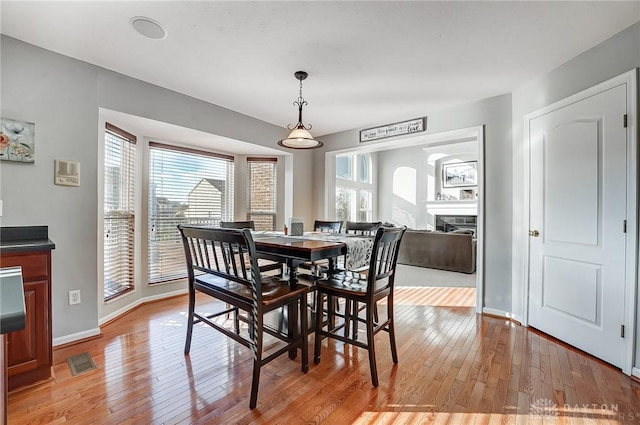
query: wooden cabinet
[{"left": 1, "top": 250, "right": 52, "bottom": 390}]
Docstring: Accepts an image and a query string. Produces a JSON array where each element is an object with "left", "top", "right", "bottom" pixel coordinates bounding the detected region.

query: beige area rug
[{"left": 395, "top": 264, "right": 476, "bottom": 288}]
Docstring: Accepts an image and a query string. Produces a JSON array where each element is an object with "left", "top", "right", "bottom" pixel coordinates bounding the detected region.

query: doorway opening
[{"left": 324, "top": 125, "right": 485, "bottom": 312}]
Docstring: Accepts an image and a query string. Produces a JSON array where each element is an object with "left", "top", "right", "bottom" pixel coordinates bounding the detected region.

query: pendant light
[{"left": 277, "top": 71, "right": 323, "bottom": 149}]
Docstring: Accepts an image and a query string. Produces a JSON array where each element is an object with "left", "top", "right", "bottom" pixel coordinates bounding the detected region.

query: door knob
[{"left": 529, "top": 230, "right": 540, "bottom": 237}]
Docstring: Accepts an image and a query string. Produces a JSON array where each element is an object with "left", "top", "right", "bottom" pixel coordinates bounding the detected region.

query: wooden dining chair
[
  {"left": 220, "top": 220, "right": 283, "bottom": 273},
  {"left": 343, "top": 221, "right": 381, "bottom": 269},
  {"left": 220, "top": 220, "right": 255, "bottom": 230},
  {"left": 345, "top": 221, "right": 381, "bottom": 236},
  {"left": 314, "top": 226, "right": 406, "bottom": 387},
  {"left": 313, "top": 220, "right": 343, "bottom": 234},
  {"left": 298, "top": 220, "right": 344, "bottom": 275},
  {"left": 178, "top": 225, "right": 309, "bottom": 409}
]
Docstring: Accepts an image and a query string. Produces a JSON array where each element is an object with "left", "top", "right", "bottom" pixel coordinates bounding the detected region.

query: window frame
[
  {"left": 246, "top": 157, "right": 278, "bottom": 231},
  {"left": 102, "top": 123, "right": 137, "bottom": 302},
  {"left": 335, "top": 153, "right": 375, "bottom": 222},
  {"left": 147, "top": 141, "right": 235, "bottom": 285}
]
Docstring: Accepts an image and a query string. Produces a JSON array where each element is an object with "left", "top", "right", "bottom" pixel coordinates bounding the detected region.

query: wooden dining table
[
  {"left": 251, "top": 233, "right": 349, "bottom": 358},
  {"left": 253, "top": 234, "right": 345, "bottom": 272}
]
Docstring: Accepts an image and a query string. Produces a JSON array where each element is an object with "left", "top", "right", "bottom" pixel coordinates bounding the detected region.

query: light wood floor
[{"left": 8, "top": 287, "right": 640, "bottom": 424}]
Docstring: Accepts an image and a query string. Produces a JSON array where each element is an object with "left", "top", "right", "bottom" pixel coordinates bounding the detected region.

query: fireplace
[{"left": 435, "top": 215, "right": 477, "bottom": 233}]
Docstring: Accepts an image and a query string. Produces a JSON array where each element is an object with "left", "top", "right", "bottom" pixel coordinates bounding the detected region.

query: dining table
[
  {"left": 251, "top": 231, "right": 374, "bottom": 358},
  {"left": 253, "top": 231, "right": 373, "bottom": 269}
]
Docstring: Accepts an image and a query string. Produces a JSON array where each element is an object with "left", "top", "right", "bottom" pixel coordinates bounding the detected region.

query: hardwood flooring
[{"left": 8, "top": 287, "right": 640, "bottom": 424}]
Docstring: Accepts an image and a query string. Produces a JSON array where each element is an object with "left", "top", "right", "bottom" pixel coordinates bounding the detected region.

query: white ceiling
[{"left": 2, "top": 1, "right": 640, "bottom": 149}]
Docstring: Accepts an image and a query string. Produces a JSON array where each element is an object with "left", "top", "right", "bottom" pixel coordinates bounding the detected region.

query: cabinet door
[{"left": 6, "top": 279, "right": 49, "bottom": 376}]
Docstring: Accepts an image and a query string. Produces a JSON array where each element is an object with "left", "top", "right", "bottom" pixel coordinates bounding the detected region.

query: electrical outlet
[{"left": 68, "top": 290, "right": 81, "bottom": 305}]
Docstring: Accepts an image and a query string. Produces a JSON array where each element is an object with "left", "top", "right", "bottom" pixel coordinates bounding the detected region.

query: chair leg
[
  {"left": 388, "top": 296, "right": 398, "bottom": 364},
  {"left": 300, "top": 294, "right": 309, "bottom": 373},
  {"left": 249, "top": 358, "right": 261, "bottom": 409},
  {"left": 366, "top": 306, "right": 379, "bottom": 387},
  {"left": 184, "top": 289, "right": 195, "bottom": 354},
  {"left": 352, "top": 301, "right": 359, "bottom": 340},
  {"left": 344, "top": 300, "right": 351, "bottom": 339},
  {"left": 314, "top": 292, "right": 323, "bottom": 364},
  {"left": 234, "top": 308, "right": 241, "bottom": 335},
  {"left": 249, "top": 322, "right": 263, "bottom": 410},
  {"left": 327, "top": 294, "right": 335, "bottom": 329}
]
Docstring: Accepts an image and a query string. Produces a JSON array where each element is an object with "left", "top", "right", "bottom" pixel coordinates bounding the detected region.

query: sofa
[{"left": 397, "top": 229, "right": 476, "bottom": 273}]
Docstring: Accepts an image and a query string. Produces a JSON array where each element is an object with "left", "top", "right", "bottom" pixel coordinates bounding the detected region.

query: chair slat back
[
  {"left": 314, "top": 220, "right": 343, "bottom": 233},
  {"left": 179, "top": 225, "right": 261, "bottom": 300},
  {"left": 366, "top": 226, "right": 407, "bottom": 294},
  {"left": 220, "top": 220, "right": 256, "bottom": 230},
  {"left": 345, "top": 221, "right": 382, "bottom": 236}
]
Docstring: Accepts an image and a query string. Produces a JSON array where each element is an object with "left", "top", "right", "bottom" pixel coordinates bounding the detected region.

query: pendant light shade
[{"left": 277, "top": 71, "right": 323, "bottom": 149}]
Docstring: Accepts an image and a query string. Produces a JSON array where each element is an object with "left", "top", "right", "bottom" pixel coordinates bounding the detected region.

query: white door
[{"left": 528, "top": 83, "right": 627, "bottom": 368}]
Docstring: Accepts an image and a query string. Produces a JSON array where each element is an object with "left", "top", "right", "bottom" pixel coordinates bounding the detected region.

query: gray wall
[
  {"left": 511, "top": 22, "right": 640, "bottom": 329},
  {"left": 314, "top": 93, "right": 514, "bottom": 312},
  {"left": 377, "top": 145, "right": 478, "bottom": 230},
  {"left": 0, "top": 36, "right": 314, "bottom": 341},
  {"left": 377, "top": 146, "right": 429, "bottom": 229}
]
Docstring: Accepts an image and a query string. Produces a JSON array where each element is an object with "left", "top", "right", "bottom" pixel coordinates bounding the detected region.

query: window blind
[
  {"left": 246, "top": 157, "right": 277, "bottom": 231},
  {"left": 103, "top": 123, "right": 136, "bottom": 301},
  {"left": 148, "top": 142, "right": 235, "bottom": 284}
]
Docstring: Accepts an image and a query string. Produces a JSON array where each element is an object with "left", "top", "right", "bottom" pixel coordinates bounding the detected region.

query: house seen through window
[
  {"left": 148, "top": 143, "right": 235, "bottom": 284},
  {"left": 246, "top": 157, "right": 277, "bottom": 231}
]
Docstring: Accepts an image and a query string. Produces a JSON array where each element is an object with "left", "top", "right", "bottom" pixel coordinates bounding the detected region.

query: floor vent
[{"left": 66, "top": 352, "right": 98, "bottom": 376}]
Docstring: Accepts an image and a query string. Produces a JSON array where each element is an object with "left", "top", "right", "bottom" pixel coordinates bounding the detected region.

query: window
[
  {"left": 103, "top": 123, "right": 136, "bottom": 301},
  {"left": 358, "top": 154, "right": 370, "bottom": 183},
  {"left": 336, "top": 153, "right": 374, "bottom": 221},
  {"left": 336, "top": 155, "right": 353, "bottom": 180},
  {"left": 148, "top": 143, "right": 235, "bottom": 284},
  {"left": 246, "top": 157, "right": 277, "bottom": 230},
  {"left": 359, "top": 189, "right": 372, "bottom": 221}
]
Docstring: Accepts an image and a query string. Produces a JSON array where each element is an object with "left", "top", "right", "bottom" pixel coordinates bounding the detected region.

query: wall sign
[{"left": 360, "top": 117, "right": 426, "bottom": 142}]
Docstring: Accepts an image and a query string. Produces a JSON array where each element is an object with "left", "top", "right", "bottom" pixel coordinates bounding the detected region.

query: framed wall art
[
  {"left": 442, "top": 161, "right": 477, "bottom": 188},
  {"left": 0, "top": 117, "right": 35, "bottom": 163}
]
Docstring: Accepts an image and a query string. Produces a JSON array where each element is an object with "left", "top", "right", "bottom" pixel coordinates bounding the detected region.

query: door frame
[{"left": 521, "top": 69, "right": 638, "bottom": 375}]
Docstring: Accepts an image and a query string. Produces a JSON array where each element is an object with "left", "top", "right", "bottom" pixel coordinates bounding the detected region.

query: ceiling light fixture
[
  {"left": 130, "top": 16, "right": 167, "bottom": 40},
  {"left": 278, "top": 71, "right": 323, "bottom": 149}
]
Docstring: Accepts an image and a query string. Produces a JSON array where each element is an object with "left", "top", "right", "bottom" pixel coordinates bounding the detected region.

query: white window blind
[
  {"left": 246, "top": 157, "right": 277, "bottom": 231},
  {"left": 148, "top": 143, "right": 235, "bottom": 284},
  {"left": 103, "top": 123, "right": 136, "bottom": 301}
]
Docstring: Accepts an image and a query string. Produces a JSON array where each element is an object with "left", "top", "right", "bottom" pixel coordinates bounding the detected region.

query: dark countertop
[
  {"left": 0, "top": 226, "right": 55, "bottom": 253},
  {"left": 0, "top": 267, "right": 26, "bottom": 334}
]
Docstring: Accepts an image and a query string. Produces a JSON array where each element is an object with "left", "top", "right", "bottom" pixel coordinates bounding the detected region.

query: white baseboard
[
  {"left": 482, "top": 307, "right": 523, "bottom": 324},
  {"left": 98, "top": 299, "right": 145, "bottom": 327},
  {"left": 143, "top": 288, "right": 189, "bottom": 304},
  {"left": 632, "top": 367, "right": 640, "bottom": 379},
  {"left": 53, "top": 327, "right": 101, "bottom": 347},
  {"left": 54, "top": 289, "right": 189, "bottom": 346},
  {"left": 98, "top": 288, "right": 188, "bottom": 326}
]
